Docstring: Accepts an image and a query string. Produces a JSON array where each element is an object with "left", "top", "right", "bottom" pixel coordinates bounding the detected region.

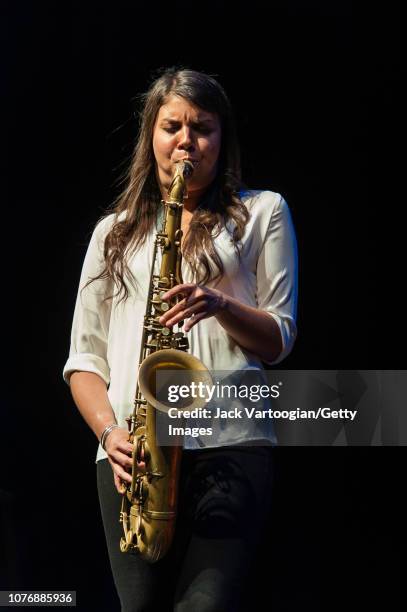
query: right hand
[{"left": 104, "top": 427, "right": 145, "bottom": 494}]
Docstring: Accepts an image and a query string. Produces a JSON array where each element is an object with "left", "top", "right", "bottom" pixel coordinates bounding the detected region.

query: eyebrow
[{"left": 160, "top": 117, "right": 215, "bottom": 125}]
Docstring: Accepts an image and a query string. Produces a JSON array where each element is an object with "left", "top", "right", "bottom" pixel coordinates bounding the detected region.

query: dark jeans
[{"left": 97, "top": 445, "right": 274, "bottom": 612}]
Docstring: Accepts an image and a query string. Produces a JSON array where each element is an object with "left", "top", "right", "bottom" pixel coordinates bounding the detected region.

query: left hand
[{"left": 159, "top": 283, "right": 227, "bottom": 332}]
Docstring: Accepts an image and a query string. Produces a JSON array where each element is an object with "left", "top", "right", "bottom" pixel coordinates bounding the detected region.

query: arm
[
  {"left": 159, "top": 195, "right": 298, "bottom": 365},
  {"left": 63, "top": 216, "right": 114, "bottom": 387},
  {"left": 63, "top": 216, "right": 135, "bottom": 492},
  {"left": 214, "top": 296, "right": 282, "bottom": 363},
  {"left": 69, "top": 371, "right": 134, "bottom": 492},
  {"left": 255, "top": 195, "right": 298, "bottom": 364},
  {"left": 69, "top": 371, "right": 116, "bottom": 442},
  {"left": 159, "top": 286, "right": 282, "bottom": 363}
]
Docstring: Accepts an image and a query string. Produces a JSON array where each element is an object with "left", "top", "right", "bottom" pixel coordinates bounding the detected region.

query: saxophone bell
[{"left": 138, "top": 348, "right": 212, "bottom": 414}]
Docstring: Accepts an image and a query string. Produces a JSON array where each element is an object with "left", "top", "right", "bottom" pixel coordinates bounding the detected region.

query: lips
[{"left": 174, "top": 158, "right": 200, "bottom": 166}]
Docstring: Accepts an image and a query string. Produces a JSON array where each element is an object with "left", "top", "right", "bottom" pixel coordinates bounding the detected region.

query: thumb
[{"left": 114, "top": 472, "right": 126, "bottom": 494}]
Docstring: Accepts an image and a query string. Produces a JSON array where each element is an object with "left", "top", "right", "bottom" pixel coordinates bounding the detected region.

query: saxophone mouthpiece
[
  {"left": 177, "top": 159, "right": 194, "bottom": 179},
  {"left": 184, "top": 161, "right": 194, "bottom": 178}
]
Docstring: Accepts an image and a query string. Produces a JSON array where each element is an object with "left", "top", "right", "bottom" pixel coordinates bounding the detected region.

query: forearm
[
  {"left": 69, "top": 371, "right": 117, "bottom": 441},
  {"left": 215, "top": 295, "right": 282, "bottom": 363}
]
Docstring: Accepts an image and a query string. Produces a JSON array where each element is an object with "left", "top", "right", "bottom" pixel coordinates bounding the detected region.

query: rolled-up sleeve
[
  {"left": 63, "top": 215, "right": 115, "bottom": 386},
  {"left": 256, "top": 195, "right": 298, "bottom": 365}
]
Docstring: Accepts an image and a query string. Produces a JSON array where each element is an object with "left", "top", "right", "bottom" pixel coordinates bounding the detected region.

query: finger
[
  {"left": 136, "top": 462, "right": 146, "bottom": 474},
  {"left": 161, "top": 283, "right": 195, "bottom": 301},
  {"left": 116, "top": 447, "right": 146, "bottom": 469},
  {"left": 110, "top": 449, "right": 134, "bottom": 470},
  {"left": 165, "top": 300, "right": 207, "bottom": 328},
  {"left": 184, "top": 311, "right": 207, "bottom": 331},
  {"left": 159, "top": 297, "right": 189, "bottom": 324},
  {"left": 160, "top": 295, "right": 201, "bottom": 325},
  {"left": 116, "top": 440, "right": 134, "bottom": 455},
  {"left": 110, "top": 459, "right": 133, "bottom": 484},
  {"left": 114, "top": 472, "right": 126, "bottom": 494}
]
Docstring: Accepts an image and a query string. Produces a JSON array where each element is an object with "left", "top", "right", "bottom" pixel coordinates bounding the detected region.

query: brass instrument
[{"left": 120, "top": 160, "right": 211, "bottom": 563}]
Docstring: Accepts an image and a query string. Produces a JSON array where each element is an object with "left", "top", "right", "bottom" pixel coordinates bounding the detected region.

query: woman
[{"left": 63, "top": 68, "right": 298, "bottom": 611}]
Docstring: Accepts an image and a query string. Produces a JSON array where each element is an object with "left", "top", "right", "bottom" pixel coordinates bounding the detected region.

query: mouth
[{"left": 174, "top": 158, "right": 200, "bottom": 166}]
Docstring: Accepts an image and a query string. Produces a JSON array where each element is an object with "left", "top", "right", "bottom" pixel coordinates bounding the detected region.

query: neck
[{"left": 183, "top": 186, "right": 208, "bottom": 212}]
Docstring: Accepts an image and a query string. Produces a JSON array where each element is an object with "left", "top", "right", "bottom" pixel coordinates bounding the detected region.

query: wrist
[
  {"left": 100, "top": 423, "right": 120, "bottom": 450},
  {"left": 214, "top": 292, "right": 230, "bottom": 321}
]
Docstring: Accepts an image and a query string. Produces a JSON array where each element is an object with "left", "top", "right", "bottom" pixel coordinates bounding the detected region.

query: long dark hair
[{"left": 88, "top": 67, "right": 249, "bottom": 303}]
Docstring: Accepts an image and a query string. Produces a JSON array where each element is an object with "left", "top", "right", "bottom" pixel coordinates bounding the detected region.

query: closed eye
[
  {"left": 162, "top": 125, "right": 213, "bottom": 135},
  {"left": 195, "top": 126, "right": 212, "bottom": 134}
]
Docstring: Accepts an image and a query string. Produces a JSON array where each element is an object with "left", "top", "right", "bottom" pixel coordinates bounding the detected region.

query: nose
[{"left": 177, "top": 126, "right": 195, "bottom": 152}]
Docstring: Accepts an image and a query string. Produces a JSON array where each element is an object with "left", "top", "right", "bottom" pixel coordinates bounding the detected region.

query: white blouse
[{"left": 63, "top": 190, "right": 298, "bottom": 460}]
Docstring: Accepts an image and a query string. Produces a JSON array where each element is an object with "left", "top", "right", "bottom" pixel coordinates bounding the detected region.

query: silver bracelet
[{"left": 100, "top": 423, "right": 119, "bottom": 451}]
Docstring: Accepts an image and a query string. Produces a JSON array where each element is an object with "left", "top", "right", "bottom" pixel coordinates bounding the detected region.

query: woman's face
[{"left": 152, "top": 94, "right": 221, "bottom": 196}]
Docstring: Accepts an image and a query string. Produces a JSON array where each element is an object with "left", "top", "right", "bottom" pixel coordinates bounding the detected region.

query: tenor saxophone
[{"left": 119, "top": 160, "right": 211, "bottom": 562}]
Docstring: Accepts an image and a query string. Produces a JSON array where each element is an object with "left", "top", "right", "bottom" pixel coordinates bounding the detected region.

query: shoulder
[
  {"left": 236, "top": 190, "right": 295, "bottom": 252},
  {"left": 92, "top": 210, "right": 126, "bottom": 240},
  {"left": 238, "top": 190, "right": 289, "bottom": 233},
  {"left": 85, "top": 212, "right": 117, "bottom": 256},
  {"left": 239, "top": 189, "right": 287, "bottom": 219}
]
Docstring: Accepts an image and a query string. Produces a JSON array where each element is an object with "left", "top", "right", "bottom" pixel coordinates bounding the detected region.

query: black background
[{"left": 1, "top": 1, "right": 403, "bottom": 610}]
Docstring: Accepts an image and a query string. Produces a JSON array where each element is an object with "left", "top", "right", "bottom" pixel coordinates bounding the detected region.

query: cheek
[
  {"left": 202, "top": 135, "right": 221, "bottom": 162},
  {"left": 153, "top": 133, "right": 172, "bottom": 159}
]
